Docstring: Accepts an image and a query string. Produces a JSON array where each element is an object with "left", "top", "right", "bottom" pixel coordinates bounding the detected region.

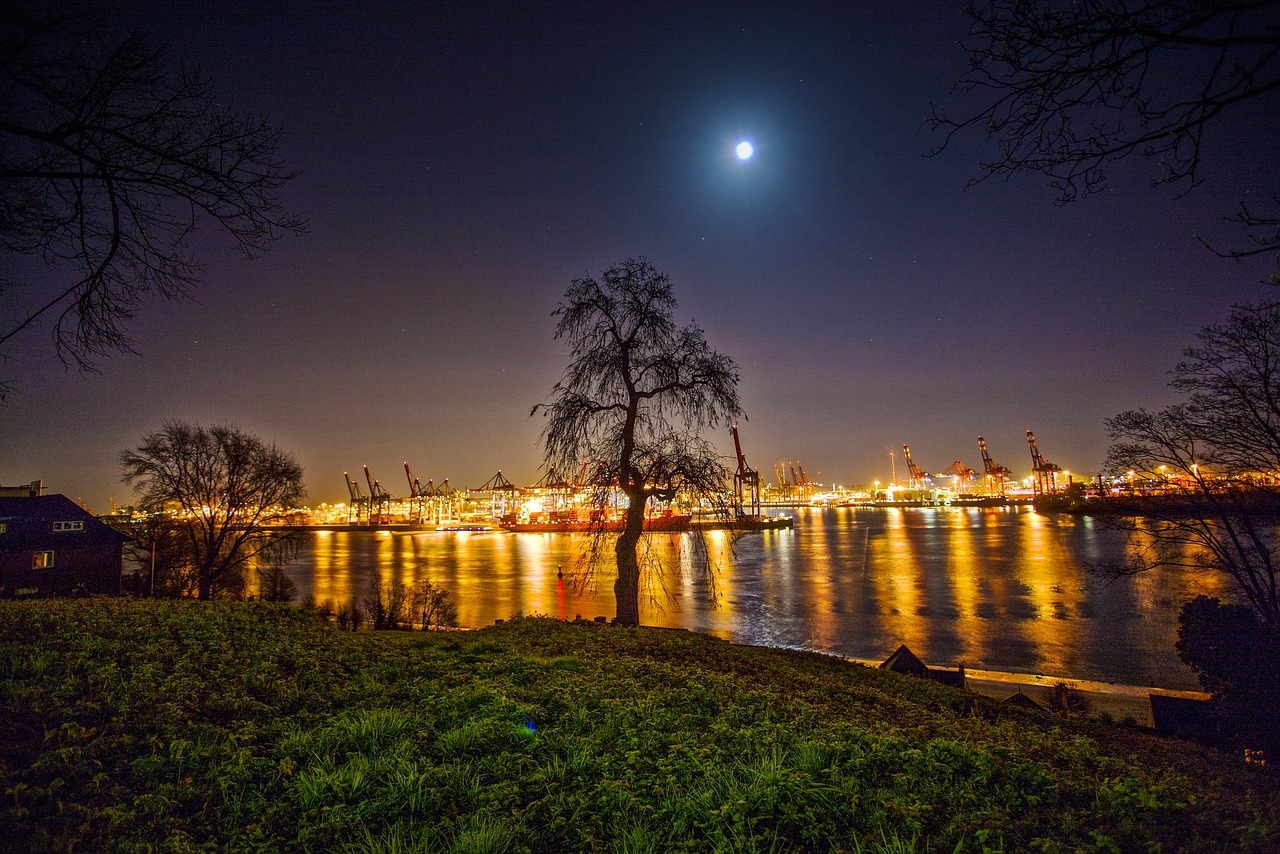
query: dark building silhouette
[
  {"left": 1003, "top": 689, "right": 1046, "bottom": 711},
  {"left": 0, "top": 493, "right": 128, "bottom": 597},
  {"left": 880, "top": 644, "right": 967, "bottom": 689}
]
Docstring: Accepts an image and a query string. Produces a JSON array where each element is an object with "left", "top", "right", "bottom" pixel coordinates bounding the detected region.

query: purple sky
[{"left": 3, "top": 1, "right": 1275, "bottom": 510}]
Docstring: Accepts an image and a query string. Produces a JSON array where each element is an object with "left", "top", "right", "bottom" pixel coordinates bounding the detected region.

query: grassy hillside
[{"left": 1, "top": 599, "right": 1277, "bottom": 853}]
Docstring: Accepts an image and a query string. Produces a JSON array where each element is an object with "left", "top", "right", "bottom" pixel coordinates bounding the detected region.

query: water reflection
[{"left": 284, "top": 507, "right": 1224, "bottom": 689}]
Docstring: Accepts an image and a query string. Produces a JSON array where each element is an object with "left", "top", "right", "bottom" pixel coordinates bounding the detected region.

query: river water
[{"left": 282, "top": 505, "right": 1228, "bottom": 691}]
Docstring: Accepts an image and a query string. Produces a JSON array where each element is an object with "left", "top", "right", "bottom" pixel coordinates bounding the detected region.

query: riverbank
[
  {"left": 962, "top": 667, "right": 1208, "bottom": 721},
  {"left": 3, "top": 599, "right": 1274, "bottom": 852},
  {"left": 847, "top": 658, "right": 1208, "bottom": 722}
]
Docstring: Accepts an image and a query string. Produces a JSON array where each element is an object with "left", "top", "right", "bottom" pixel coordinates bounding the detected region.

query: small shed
[
  {"left": 880, "top": 644, "right": 967, "bottom": 690},
  {"left": 880, "top": 644, "right": 930, "bottom": 678},
  {"left": 1003, "top": 689, "right": 1045, "bottom": 711},
  {"left": 0, "top": 494, "right": 128, "bottom": 597}
]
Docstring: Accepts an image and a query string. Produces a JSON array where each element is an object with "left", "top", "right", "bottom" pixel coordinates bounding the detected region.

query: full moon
[{"left": 735, "top": 140, "right": 754, "bottom": 160}]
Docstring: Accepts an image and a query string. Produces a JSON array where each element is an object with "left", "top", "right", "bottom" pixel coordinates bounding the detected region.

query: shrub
[{"left": 1177, "top": 595, "right": 1280, "bottom": 753}]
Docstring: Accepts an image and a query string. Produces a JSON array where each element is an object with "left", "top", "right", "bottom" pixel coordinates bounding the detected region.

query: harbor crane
[
  {"left": 942, "top": 460, "right": 976, "bottom": 493},
  {"left": 1026, "top": 430, "right": 1062, "bottom": 495},
  {"left": 472, "top": 470, "right": 520, "bottom": 518},
  {"left": 364, "top": 465, "right": 393, "bottom": 525},
  {"left": 902, "top": 444, "right": 929, "bottom": 489},
  {"left": 343, "top": 471, "right": 370, "bottom": 523},
  {"left": 405, "top": 462, "right": 444, "bottom": 523},
  {"left": 404, "top": 462, "right": 429, "bottom": 499},
  {"left": 796, "top": 463, "right": 815, "bottom": 500},
  {"left": 730, "top": 424, "right": 762, "bottom": 517},
  {"left": 977, "top": 436, "right": 1012, "bottom": 496}
]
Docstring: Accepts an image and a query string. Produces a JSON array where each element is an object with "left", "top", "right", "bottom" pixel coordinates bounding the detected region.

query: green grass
[{"left": 1, "top": 599, "right": 1278, "bottom": 852}]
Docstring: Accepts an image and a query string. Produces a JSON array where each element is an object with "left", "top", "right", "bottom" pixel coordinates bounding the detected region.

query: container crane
[
  {"left": 730, "top": 424, "right": 761, "bottom": 517},
  {"left": 364, "top": 465, "right": 394, "bottom": 524},
  {"left": 472, "top": 470, "right": 519, "bottom": 519},
  {"left": 942, "top": 460, "right": 976, "bottom": 493},
  {"left": 1026, "top": 430, "right": 1062, "bottom": 495},
  {"left": 431, "top": 477, "right": 458, "bottom": 523},
  {"left": 343, "top": 471, "right": 369, "bottom": 523},
  {"left": 902, "top": 444, "right": 928, "bottom": 490},
  {"left": 405, "top": 462, "right": 433, "bottom": 523},
  {"left": 795, "top": 463, "right": 814, "bottom": 500},
  {"left": 404, "top": 462, "right": 429, "bottom": 499},
  {"left": 977, "top": 436, "right": 1011, "bottom": 496}
]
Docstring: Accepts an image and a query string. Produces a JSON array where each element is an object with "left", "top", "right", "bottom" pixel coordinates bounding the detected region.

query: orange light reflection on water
[{"left": 286, "top": 508, "right": 1214, "bottom": 688}]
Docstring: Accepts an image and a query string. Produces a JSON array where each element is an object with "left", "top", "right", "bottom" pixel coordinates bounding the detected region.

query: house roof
[
  {"left": 0, "top": 494, "right": 129, "bottom": 550},
  {"left": 1004, "top": 689, "right": 1045, "bottom": 711},
  {"left": 880, "top": 644, "right": 930, "bottom": 678}
]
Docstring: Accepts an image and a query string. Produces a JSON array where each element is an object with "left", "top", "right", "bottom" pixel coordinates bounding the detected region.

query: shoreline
[{"left": 849, "top": 657, "right": 1207, "bottom": 720}]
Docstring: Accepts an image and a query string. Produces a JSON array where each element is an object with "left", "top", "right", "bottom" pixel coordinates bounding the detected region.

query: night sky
[{"left": 3, "top": 1, "right": 1275, "bottom": 510}]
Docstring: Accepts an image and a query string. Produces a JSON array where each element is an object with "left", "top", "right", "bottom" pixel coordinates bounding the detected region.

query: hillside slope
[{"left": 1, "top": 599, "right": 1277, "bottom": 852}]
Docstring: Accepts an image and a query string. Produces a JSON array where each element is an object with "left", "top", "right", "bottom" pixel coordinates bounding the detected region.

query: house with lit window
[{"left": 0, "top": 492, "right": 128, "bottom": 597}]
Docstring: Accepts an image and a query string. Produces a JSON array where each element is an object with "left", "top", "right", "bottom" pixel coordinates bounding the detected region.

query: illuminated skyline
[{"left": 2, "top": 1, "right": 1275, "bottom": 510}]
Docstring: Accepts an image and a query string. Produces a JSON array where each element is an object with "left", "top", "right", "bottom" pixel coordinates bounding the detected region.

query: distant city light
[{"left": 735, "top": 140, "right": 754, "bottom": 160}]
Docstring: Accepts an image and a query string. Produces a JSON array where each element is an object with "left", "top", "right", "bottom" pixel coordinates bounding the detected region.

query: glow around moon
[{"left": 735, "top": 140, "right": 755, "bottom": 160}]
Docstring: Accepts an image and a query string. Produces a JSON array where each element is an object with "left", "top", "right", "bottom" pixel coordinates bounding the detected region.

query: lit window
[
  {"left": 0, "top": 523, "right": 6, "bottom": 534},
  {"left": 33, "top": 550, "right": 54, "bottom": 569},
  {"left": 52, "top": 521, "right": 84, "bottom": 532}
]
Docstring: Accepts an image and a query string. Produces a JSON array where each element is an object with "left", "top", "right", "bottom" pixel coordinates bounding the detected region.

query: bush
[
  {"left": 1044, "top": 681, "right": 1092, "bottom": 717},
  {"left": 1177, "top": 595, "right": 1280, "bottom": 753},
  {"left": 365, "top": 582, "right": 409, "bottom": 630}
]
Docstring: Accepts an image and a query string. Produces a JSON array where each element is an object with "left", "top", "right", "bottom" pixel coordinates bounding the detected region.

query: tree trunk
[{"left": 613, "top": 496, "right": 646, "bottom": 626}]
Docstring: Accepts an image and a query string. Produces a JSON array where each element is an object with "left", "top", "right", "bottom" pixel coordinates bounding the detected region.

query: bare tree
[
  {"left": 410, "top": 579, "right": 458, "bottom": 630},
  {"left": 1104, "top": 301, "right": 1280, "bottom": 624},
  {"left": 0, "top": 7, "right": 304, "bottom": 394},
  {"left": 533, "top": 258, "right": 743, "bottom": 626},
  {"left": 112, "top": 510, "right": 194, "bottom": 597},
  {"left": 365, "top": 581, "right": 410, "bottom": 630},
  {"left": 931, "top": 0, "right": 1280, "bottom": 279},
  {"left": 120, "top": 422, "right": 305, "bottom": 600}
]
